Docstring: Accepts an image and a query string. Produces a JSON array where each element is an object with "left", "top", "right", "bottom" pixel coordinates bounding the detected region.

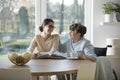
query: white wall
[{"left": 92, "top": 0, "right": 120, "bottom": 47}]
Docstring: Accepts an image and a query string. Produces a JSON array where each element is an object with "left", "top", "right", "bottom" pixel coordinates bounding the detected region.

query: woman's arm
[
  {"left": 27, "top": 37, "right": 37, "bottom": 58},
  {"left": 49, "top": 34, "right": 60, "bottom": 54},
  {"left": 78, "top": 40, "right": 96, "bottom": 62},
  {"left": 78, "top": 54, "right": 96, "bottom": 62},
  {"left": 83, "top": 41, "right": 97, "bottom": 57}
]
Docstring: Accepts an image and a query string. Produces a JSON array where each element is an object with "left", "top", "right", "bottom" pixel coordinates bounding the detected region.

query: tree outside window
[{"left": 47, "top": 0, "right": 85, "bottom": 43}]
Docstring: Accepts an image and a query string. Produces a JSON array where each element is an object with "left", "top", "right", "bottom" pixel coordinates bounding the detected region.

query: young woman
[
  {"left": 27, "top": 18, "right": 60, "bottom": 58},
  {"left": 27, "top": 18, "right": 60, "bottom": 80}
]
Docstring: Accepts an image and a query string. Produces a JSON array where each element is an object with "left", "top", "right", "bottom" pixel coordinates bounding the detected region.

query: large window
[
  {"left": 47, "top": 0, "right": 85, "bottom": 43},
  {"left": 0, "top": 0, "right": 85, "bottom": 55},
  {"left": 47, "top": 0, "right": 85, "bottom": 34},
  {"left": 0, "top": 0, "right": 35, "bottom": 54}
]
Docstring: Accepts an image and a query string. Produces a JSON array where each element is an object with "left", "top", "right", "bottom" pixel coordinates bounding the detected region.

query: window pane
[
  {"left": 0, "top": 0, "right": 35, "bottom": 55},
  {"left": 47, "top": 0, "right": 85, "bottom": 42}
]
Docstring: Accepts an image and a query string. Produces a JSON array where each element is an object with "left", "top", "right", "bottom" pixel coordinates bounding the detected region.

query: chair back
[
  {"left": 94, "top": 47, "right": 107, "bottom": 56},
  {"left": 0, "top": 68, "right": 32, "bottom": 80},
  {"left": 77, "top": 62, "right": 96, "bottom": 80}
]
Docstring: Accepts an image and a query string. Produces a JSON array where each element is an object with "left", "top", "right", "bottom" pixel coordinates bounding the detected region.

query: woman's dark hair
[
  {"left": 69, "top": 23, "right": 86, "bottom": 37},
  {"left": 39, "top": 18, "right": 54, "bottom": 32}
]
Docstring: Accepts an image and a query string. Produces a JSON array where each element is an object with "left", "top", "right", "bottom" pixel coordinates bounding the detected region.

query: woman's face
[
  {"left": 43, "top": 22, "right": 54, "bottom": 35},
  {"left": 69, "top": 30, "right": 81, "bottom": 41}
]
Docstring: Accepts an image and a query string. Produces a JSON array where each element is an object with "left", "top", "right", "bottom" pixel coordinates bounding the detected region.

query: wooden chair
[
  {"left": 0, "top": 68, "right": 32, "bottom": 80},
  {"left": 77, "top": 62, "right": 96, "bottom": 80}
]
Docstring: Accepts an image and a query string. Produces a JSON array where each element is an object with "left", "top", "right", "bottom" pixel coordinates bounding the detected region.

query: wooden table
[{"left": 0, "top": 57, "right": 93, "bottom": 76}]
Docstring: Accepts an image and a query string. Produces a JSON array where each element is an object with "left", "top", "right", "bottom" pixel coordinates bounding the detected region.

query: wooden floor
[{"left": 108, "top": 55, "right": 120, "bottom": 80}]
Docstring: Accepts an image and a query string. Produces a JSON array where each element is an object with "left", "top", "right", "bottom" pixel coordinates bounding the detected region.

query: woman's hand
[
  {"left": 32, "top": 53, "right": 38, "bottom": 59},
  {"left": 78, "top": 54, "right": 96, "bottom": 62}
]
